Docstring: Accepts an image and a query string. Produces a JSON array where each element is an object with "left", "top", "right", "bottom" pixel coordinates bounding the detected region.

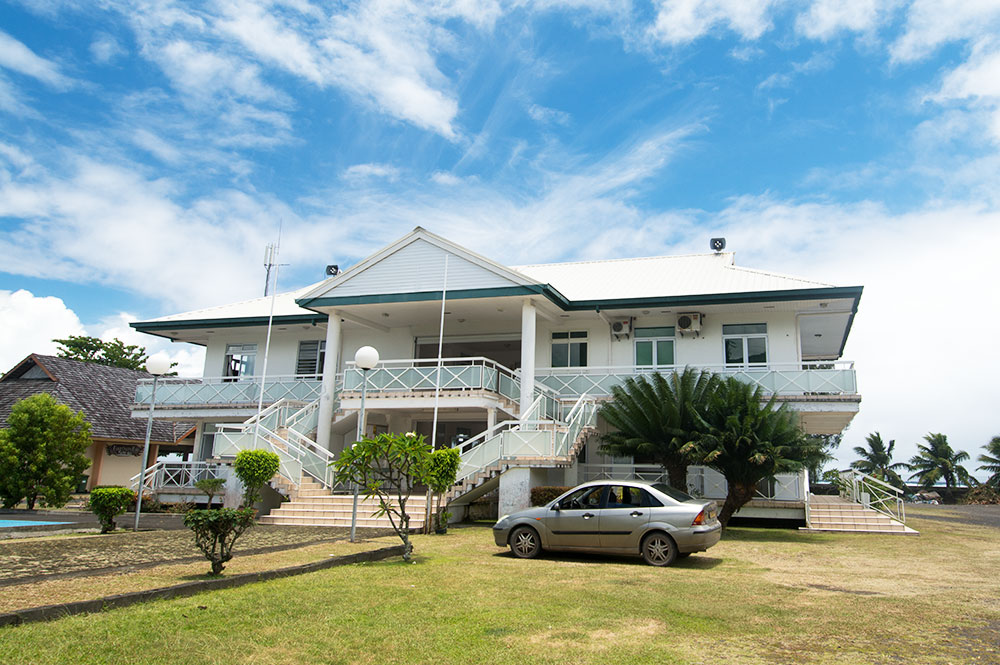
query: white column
[
  {"left": 315, "top": 312, "right": 342, "bottom": 451},
  {"left": 486, "top": 408, "right": 496, "bottom": 435},
  {"left": 519, "top": 299, "right": 536, "bottom": 417}
]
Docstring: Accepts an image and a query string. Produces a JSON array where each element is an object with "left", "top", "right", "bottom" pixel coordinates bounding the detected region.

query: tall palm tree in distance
[
  {"left": 978, "top": 435, "right": 1000, "bottom": 488},
  {"left": 851, "top": 432, "right": 908, "bottom": 489},
  {"left": 907, "top": 433, "right": 972, "bottom": 501}
]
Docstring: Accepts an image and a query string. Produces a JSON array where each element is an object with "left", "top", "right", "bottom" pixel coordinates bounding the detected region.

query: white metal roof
[
  {"left": 138, "top": 248, "right": 840, "bottom": 326},
  {"left": 141, "top": 281, "right": 325, "bottom": 324},
  {"left": 515, "top": 252, "right": 835, "bottom": 301}
]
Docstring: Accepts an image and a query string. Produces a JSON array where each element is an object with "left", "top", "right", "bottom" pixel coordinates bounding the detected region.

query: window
[
  {"left": 296, "top": 340, "right": 326, "bottom": 377},
  {"left": 551, "top": 331, "right": 588, "bottom": 367},
  {"left": 634, "top": 327, "right": 675, "bottom": 367},
  {"left": 558, "top": 485, "right": 604, "bottom": 509},
  {"left": 722, "top": 323, "right": 768, "bottom": 366},
  {"left": 606, "top": 485, "right": 643, "bottom": 509},
  {"left": 223, "top": 343, "right": 257, "bottom": 379}
]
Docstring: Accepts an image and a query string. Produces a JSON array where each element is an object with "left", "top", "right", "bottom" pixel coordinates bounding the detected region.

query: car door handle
[
  {"left": 582, "top": 513, "right": 595, "bottom": 519},
  {"left": 630, "top": 511, "right": 643, "bottom": 517}
]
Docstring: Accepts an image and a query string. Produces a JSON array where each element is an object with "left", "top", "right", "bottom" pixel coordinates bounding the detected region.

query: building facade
[{"left": 131, "top": 228, "right": 862, "bottom": 520}]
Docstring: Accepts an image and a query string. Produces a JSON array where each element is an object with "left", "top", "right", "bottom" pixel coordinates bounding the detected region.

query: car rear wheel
[
  {"left": 509, "top": 526, "right": 541, "bottom": 559},
  {"left": 641, "top": 532, "right": 678, "bottom": 567}
]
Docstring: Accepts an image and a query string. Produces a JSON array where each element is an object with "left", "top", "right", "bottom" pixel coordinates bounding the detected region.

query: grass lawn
[{"left": 1, "top": 508, "right": 998, "bottom": 665}]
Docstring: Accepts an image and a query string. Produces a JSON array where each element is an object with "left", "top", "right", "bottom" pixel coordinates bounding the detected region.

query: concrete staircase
[
  {"left": 802, "top": 494, "right": 918, "bottom": 535},
  {"left": 260, "top": 478, "right": 428, "bottom": 529}
]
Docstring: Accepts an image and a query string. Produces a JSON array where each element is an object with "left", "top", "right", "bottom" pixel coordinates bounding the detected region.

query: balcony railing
[
  {"left": 536, "top": 361, "right": 856, "bottom": 398},
  {"left": 134, "top": 374, "right": 323, "bottom": 408},
  {"left": 579, "top": 464, "right": 808, "bottom": 502}
]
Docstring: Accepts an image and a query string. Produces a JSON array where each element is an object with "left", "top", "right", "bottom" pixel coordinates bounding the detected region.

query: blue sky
[{"left": 1, "top": 0, "right": 999, "bottom": 472}]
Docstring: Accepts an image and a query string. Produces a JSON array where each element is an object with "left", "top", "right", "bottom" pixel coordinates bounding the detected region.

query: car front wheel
[
  {"left": 509, "top": 526, "right": 541, "bottom": 559},
  {"left": 641, "top": 532, "right": 678, "bottom": 567}
]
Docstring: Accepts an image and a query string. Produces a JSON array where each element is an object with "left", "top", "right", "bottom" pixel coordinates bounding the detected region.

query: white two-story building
[{"left": 131, "top": 227, "right": 862, "bottom": 526}]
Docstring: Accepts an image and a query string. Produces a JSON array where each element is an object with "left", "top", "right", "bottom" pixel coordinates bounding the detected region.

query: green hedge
[
  {"left": 530, "top": 486, "right": 572, "bottom": 506},
  {"left": 87, "top": 486, "right": 136, "bottom": 533}
]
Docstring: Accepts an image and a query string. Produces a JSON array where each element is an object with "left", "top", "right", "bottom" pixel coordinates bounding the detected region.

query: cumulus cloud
[
  {"left": 891, "top": 0, "right": 1000, "bottom": 63},
  {"left": 648, "top": 0, "right": 778, "bottom": 45},
  {"left": 0, "top": 290, "right": 86, "bottom": 371},
  {"left": 795, "top": 0, "right": 898, "bottom": 41},
  {"left": 90, "top": 33, "right": 124, "bottom": 64},
  {"left": 343, "top": 162, "right": 401, "bottom": 182}
]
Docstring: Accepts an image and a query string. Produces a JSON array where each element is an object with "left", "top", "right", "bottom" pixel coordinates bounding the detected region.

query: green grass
[{"left": 2, "top": 512, "right": 999, "bottom": 665}]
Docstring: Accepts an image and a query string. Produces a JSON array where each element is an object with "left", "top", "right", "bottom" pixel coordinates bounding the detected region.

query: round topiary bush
[
  {"left": 87, "top": 486, "right": 137, "bottom": 533},
  {"left": 233, "top": 449, "right": 280, "bottom": 508}
]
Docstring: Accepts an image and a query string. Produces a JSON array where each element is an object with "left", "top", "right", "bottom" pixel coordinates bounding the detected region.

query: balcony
[
  {"left": 133, "top": 374, "right": 322, "bottom": 416},
  {"left": 535, "top": 361, "right": 857, "bottom": 398}
]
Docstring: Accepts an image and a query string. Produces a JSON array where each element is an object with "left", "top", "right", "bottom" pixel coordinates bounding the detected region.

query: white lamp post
[
  {"left": 134, "top": 355, "right": 171, "bottom": 531},
  {"left": 351, "top": 345, "right": 379, "bottom": 542}
]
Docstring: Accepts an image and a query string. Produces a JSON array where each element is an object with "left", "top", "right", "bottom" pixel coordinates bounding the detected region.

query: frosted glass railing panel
[{"left": 135, "top": 376, "right": 322, "bottom": 406}]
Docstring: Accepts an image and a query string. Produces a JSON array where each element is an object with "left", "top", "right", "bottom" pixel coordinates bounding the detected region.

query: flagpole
[{"left": 427, "top": 255, "right": 449, "bottom": 532}]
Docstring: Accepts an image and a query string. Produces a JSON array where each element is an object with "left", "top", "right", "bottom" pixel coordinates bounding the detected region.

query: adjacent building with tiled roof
[{"left": 0, "top": 354, "right": 194, "bottom": 490}]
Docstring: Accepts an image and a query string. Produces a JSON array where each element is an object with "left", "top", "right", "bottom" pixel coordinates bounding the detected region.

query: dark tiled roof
[{"left": 0, "top": 355, "right": 189, "bottom": 444}]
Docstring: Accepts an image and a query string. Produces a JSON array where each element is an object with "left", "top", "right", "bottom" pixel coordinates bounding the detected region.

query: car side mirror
[{"left": 551, "top": 503, "right": 561, "bottom": 511}]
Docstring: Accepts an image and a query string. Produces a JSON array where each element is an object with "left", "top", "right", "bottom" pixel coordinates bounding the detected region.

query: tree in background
[
  {"left": 851, "top": 432, "right": 908, "bottom": 490},
  {"left": 53, "top": 335, "right": 148, "bottom": 370},
  {"left": 599, "top": 369, "right": 718, "bottom": 489},
  {"left": 423, "top": 447, "right": 460, "bottom": 533},
  {"left": 693, "top": 376, "right": 817, "bottom": 528},
  {"left": 87, "top": 486, "right": 136, "bottom": 533},
  {"left": 907, "top": 433, "right": 973, "bottom": 502},
  {"left": 977, "top": 435, "right": 1000, "bottom": 489},
  {"left": 806, "top": 433, "right": 842, "bottom": 484},
  {"left": 0, "top": 393, "right": 92, "bottom": 509},
  {"left": 233, "top": 449, "right": 281, "bottom": 508}
]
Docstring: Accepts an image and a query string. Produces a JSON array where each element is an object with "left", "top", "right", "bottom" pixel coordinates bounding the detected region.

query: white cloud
[
  {"left": 931, "top": 40, "right": 1000, "bottom": 143},
  {"left": 648, "top": 0, "right": 778, "bottom": 46},
  {"left": 0, "top": 290, "right": 86, "bottom": 372},
  {"left": 343, "top": 162, "right": 401, "bottom": 181},
  {"left": 891, "top": 0, "right": 1000, "bottom": 63},
  {"left": 430, "top": 171, "right": 464, "bottom": 186},
  {"left": 527, "top": 103, "right": 571, "bottom": 126},
  {"left": 0, "top": 30, "right": 72, "bottom": 89},
  {"left": 90, "top": 33, "right": 125, "bottom": 64},
  {"left": 795, "top": 0, "right": 897, "bottom": 41}
]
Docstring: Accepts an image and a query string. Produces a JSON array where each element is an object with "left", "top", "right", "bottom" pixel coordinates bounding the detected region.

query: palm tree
[
  {"left": 851, "top": 432, "right": 907, "bottom": 489},
  {"left": 978, "top": 436, "right": 1000, "bottom": 488},
  {"left": 693, "top": 376, "right": 818, "bottom": 528},
  {"left": 599, "top": 368, "right": 718, "bottom": 489},
  {"left": 907, "top": 433, "right": 972, "bottom": 501}
]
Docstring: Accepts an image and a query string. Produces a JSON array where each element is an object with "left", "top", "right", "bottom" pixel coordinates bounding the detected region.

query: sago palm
[
  {"left": 692, "top": 376, "right": 818, "bottom": 528},
  {"left": 598, "top": 368, "right": 718, "bottom": 489},
  {"left": 851, "top": 432, "right": 907, "bottom": 489},
  {"left": 907, "top": 433, "right": 972, "bottom": 500},
  {"left": 978, "top": 436, "right": 1000, "bottom": 488}
]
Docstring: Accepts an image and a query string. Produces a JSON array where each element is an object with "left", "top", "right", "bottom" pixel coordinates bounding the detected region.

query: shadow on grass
[
  {"left": 492, "top": 549, "right": 723, "bottom": 569},
  {"left": 722, "top": 527, "right": 827, "bottom": 544}
]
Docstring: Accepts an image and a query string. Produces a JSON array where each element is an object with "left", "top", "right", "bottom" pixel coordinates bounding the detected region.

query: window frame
[
  {"left": 722, "top": 323, "right": 768, "bottom": 368},
  {"left": 223, "top": 343, "right": 257, "bottom": 380},
  {"left": 551, "top": 330, "right": 588, "bottom": 368},
  {"left": 295, "top": 340, "right": 326, "bottom": 378},
  {"left": 633, "top": 326, "right": 676, "bottom": 368}
]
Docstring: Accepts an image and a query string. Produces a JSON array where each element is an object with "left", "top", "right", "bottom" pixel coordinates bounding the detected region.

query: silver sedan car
[{"left": 493, "top": 480, "right": 721, "bottom": 566}]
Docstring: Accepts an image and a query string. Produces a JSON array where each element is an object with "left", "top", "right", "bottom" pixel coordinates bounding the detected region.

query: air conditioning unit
[
  {"left": 677, "top": 312, "right": 702, "bottom": 333},
  {"left": 611, "top": 319, "right": 632, "bottom": 337}
]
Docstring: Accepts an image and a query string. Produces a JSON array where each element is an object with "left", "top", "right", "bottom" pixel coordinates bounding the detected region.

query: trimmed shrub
[
  {"left": 183, "top": 508, "right": 256, "bottom": 575},
  {"left": 234, "top": 450, "right": 280, "bottom": 508},
  {"left": 88, "top": 486, "right": 136, "bottom": 533},
  {"left": 530, "top": 486, "right": 571, "bottom": 506},
  {"left": 194, "top": 477, "right": 226, "bottom": 508}
]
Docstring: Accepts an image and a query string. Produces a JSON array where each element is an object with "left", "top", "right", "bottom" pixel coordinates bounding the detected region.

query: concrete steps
[
  {"left": 261, "top": 490, "right": 428, "bottom": 529},
  {"left": 802, "top": 495, "right": 918, "bottom": 535}
]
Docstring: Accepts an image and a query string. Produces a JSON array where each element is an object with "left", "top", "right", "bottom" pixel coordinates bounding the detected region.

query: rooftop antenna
[{"left": 255, "top": 222, "right": 286, "bottom": 449}]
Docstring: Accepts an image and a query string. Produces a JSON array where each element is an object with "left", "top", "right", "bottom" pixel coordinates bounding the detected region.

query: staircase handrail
[
  {"left": 128, "top": 460, "right": 165, "bottom": 492},
  {"left": 217, "top": 421, "right": 337, "bottom": 490},
  {"left": 839, "top": 469, "right": 906, "bottom": 524}
]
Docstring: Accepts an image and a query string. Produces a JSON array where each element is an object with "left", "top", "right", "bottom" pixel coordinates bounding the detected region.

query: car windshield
[{"left": 651, "top": 483, "right": 695, "bottom": 502}]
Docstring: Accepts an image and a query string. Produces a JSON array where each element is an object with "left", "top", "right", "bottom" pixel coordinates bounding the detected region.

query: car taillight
[{"left": 692, "top": 509, "right": 706, "bottom": 526}]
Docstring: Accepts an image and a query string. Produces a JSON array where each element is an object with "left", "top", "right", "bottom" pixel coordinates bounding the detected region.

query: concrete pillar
[
  {"left": 499, "top": 467, "right": 533, "bottom": 515},
  {"left": 316, "top": 313, "right": 343, "bottom": 451},
  {"left": 486, "top": 407, "right": 496, "bottom": 435},
  {"left": 519, "top": 299, "right": 536, "bottom": 417}
]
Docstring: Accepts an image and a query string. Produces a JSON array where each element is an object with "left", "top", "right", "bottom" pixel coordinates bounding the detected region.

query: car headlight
[{"left": 494, "top": 514, "right": 510, "bottom": 527}]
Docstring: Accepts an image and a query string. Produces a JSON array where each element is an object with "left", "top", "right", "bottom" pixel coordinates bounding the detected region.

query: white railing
[
  {"left": 580, "top": 464, "right": 808, "bottom": 502},
  {"left": 135, "top": 374, "right": 322, "bottom": 407},
  {"left": 536, "top": 361, "right": 857, "bottom": 398},
  {"left": 129, "top": 461, "right": 227, "bottom": 493},
  {"left": 454, "top": 395, "right": 599, "bottom": 484},
  {"left": 839, "top": 469, "right": 906, "bottom": 523},
  {"left": 343, "top": 357, "right": 519, "bottom": 400}
]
